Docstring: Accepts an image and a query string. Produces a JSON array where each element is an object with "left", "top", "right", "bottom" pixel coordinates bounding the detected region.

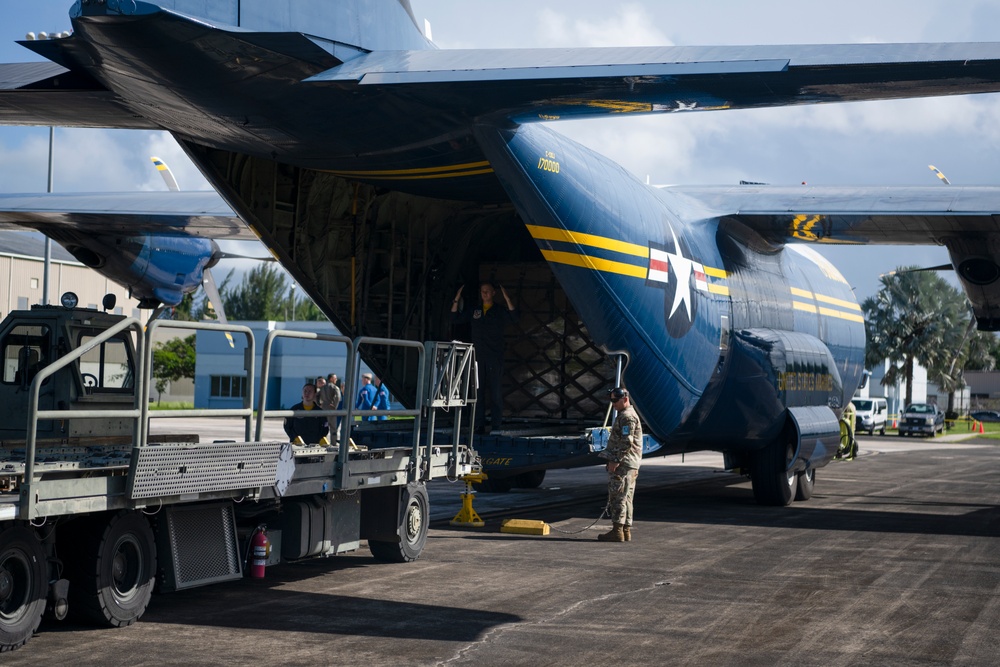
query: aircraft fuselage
[{"left": 477, "top": 123, "right": 864, "bottom": 470}]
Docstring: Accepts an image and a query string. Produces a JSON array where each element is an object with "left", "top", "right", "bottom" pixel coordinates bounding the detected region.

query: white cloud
[{"left": 535, "top": 4, "right": 671, "bottom": 47}]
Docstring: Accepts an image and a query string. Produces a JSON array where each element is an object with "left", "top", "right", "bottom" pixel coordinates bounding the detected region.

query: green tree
[
  {"left": 929, "top": 319, "right": 997, "bottom": 414},
  {"left": 219, "top": 264, "right": 289, "bottom": 320},
  {"left": 169, "top": 292, "right": 204, "bottom": 321},
  {"left": 218, "top": 264, "right": 328, "bottom": 322},
  {"left": 151, "top": 334, "right": 196, "bottom": 405},
  {"left": 290, "top": 295, "right": 327, "bottom": 321},
  {"left": 862, "top": 268, "right": 969, "bottom": 407}
]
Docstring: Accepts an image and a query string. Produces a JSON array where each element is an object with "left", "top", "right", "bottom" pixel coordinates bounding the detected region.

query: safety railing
[
  {"left": 141, "top": 319, "right": 256, "bottom": 445},
  {"left": 22, "top": 316, "right": 145, "bottom": 520},
  {"left": 254, "top": 329, "right": 354, "bottom": 448},
  {"left": 422, "top": 341, "right": 476, "bottom": 477},
  {"left": 346, "top": 337, "right": 426, "bottom": 487}
]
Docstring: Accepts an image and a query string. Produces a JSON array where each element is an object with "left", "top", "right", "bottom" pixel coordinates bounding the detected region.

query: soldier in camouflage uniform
[{"left": 599, "top": 387, "right": 643, "bottom": 542}]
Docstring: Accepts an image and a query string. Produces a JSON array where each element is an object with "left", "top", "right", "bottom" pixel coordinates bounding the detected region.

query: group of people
[
  {"left": 282, "top": 280, "right": 646, "bottom": 544},
  {"left": 282, "top": 372, "right": 391, "bottom": 444}
]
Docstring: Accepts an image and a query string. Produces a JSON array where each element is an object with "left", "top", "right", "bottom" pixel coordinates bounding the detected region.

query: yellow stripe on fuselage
[
  {"left": 790, "top": 286, "right": 860, "bottom": 311},
  {"left": 324, "top": 161, "right": 494, "bottom": 180},
  {"left": 818, "top": 306, "right": 865, "bottom": 323},
  {"left": 540, "top": 249, "right": 647, "bottom": 278},
  {"left": 794, "top": 298, "right": 864, "bottom": 322},
  {"left": 526, "top": 224, "right": 648, "bottom": 257},
  {"left": 531, "top": 226, "right": 862, "bottom": 325}
]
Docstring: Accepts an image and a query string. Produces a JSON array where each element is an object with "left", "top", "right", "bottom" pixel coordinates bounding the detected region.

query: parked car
[
  {"left": 852, "top": 397, "right": 887, "bottom": 436},
  {"left": 970, "top": 410, "right": 1000, "bottom": 423},
  {"left": 898, "top": 403, "right": 945, "bottom": 436}
]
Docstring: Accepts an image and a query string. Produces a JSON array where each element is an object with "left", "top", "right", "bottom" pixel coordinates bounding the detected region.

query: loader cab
[{"left": 0, "top": 293, "right": 138, "bottom": 441}]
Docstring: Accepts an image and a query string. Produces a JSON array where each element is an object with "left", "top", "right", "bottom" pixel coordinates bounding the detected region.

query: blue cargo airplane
[{"left": 2, "top": 0, "right": 1000, "bottom": 505}]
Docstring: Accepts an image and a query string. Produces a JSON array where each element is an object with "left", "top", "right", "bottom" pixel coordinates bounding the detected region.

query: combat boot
[
  {"left": 623, "top": 525, "right": 631, "bottom": 541},
  {"left": 597, "top": 523, "right": 625, "bottom": 542}
]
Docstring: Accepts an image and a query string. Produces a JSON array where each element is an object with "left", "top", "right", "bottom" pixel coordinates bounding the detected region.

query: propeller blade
[
  {"left": 151, "top": 156, "right": 180, "bottom": 191},
  {"left": 215, "top": 249, "right": 277, "bottom": 261},
  {"left": 202, "top": 267, "right": 235, "bottom": 348},
  {"left": 880, "top": 264, "right": 954, "bottom": 278},
  {"left": 145, "top": 303, "right": 169, "bottom": 326},
  {"left": 928, "top": 164, "right": 951, "bottom": 185}
]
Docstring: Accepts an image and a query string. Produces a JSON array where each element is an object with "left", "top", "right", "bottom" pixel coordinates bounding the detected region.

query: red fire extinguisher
[{"left": 248, "top": 525, "right": 270, "bottom": 579}]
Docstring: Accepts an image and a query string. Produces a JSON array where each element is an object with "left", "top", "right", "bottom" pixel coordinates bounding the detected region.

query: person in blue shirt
[
  {"left": 373, "top": 376, "right": 390, "bottom": 420},
  {"left": 355, "top": 373, "right": 378, "bottom": 422}
]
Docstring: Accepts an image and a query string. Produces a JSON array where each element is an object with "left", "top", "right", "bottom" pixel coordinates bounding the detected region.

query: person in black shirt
[
  {"left": 283, "top": 383, "right": 329, "bottom": 444},
  {"left": 451, "top": 282, "right": 517, "bottom": 432}
]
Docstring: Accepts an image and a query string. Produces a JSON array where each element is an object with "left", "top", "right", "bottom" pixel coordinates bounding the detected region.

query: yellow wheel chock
[{"left": 450, "top": 473, "right": 487, "bottom": 527}]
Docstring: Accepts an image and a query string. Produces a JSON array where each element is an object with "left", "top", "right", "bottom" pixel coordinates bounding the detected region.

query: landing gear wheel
[
  {"left": 515, "top": 470, "right": 546, "bottom": 489},
  {"left": 369, "top": 483, "right": 429, "bottom": 563},
  {"left": 794, "top": 468, "right": 815, "bottom": 501},
  {"left": 750, "top": 437, "right": 796, "bottom": 506},
  {"left": 69, "top": 512, "right": 156, "bottom": 627},
  {"left": 0, "top": 526, "right": 46, "bottom": 652}
]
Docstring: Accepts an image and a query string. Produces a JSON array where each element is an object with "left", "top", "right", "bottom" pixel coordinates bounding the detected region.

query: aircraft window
[
  {"left": 2, "top": 325, "right": 51, "bottom": 386},
  {"left": 78, "top": 333, "right": 135, "bottom": 392}
]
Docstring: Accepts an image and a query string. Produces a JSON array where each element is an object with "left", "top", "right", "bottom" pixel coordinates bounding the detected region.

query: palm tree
[
  {"left": 862, "top": 268, "right": 969, "bottom": 408},
  {"left": 930, "top": 321, "right": 997, "bottom": 414}
]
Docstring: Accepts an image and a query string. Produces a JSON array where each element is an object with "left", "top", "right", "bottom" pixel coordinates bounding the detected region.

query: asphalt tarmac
[{"left": 8, "top": 432, "right": 999, "bottom": 666}]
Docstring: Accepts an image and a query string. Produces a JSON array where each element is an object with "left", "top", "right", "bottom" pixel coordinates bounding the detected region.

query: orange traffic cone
[{"left": 979, "top": 421, "right": 985, "bottom": 434}]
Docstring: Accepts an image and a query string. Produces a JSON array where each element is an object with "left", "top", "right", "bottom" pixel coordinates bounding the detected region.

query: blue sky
[{"left": 3, "top": 1, "right": 1000, "bottom": 299}]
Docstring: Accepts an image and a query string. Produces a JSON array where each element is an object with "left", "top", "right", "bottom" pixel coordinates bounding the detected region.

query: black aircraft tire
[
  {"left": 69, "top": 512, "right": 156, "bottom": 628},
  {"left": 369, "top": 482, "right": 429, "bottom": 563},
  {"left": 516, "top": 470, "right": 546, "bottom": 489},
  {"left": 0, "top": 526, "right": 46, "bottom": 652},
  {"left": 794, "top": 468, "right": 815, "bottom": 501},
  {"left": 750, "top": 438, "right": 796, "bottom": 506}
]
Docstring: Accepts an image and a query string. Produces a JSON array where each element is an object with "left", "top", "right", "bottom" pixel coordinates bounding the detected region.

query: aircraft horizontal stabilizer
[
  {"left": 670, "top": 184, "right": 1000, "bottom": 245},
  {"left": 670, "top": 183, "right": 1000, "bottom": 329}
]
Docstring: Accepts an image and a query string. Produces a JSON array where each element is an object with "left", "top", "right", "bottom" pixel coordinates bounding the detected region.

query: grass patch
[
  {"left": 882, "top": 419, "right": 1000, "bottom": 441},
  {"left": 149, "top": 401, "right": 195, "bottom": 410}
]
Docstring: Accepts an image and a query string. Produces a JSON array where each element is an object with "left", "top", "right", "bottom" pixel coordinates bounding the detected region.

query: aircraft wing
[
  {"left": 5, "top": 34, "right": 1000, "bottom": 130},
  {"left": 667, "top": 185, "right": 1000, "bottom": 245},
  {"left": 0, "top": 191, "right": 253, "bottom": 239},
  {"left": 311, "top": 43, "right": 1000, "bottom": 122},
  {"left": 669, "top": 184, "right": 1000, "bottom": 326},
  {"left": 0, "top": 62, "right": 158, "bottom": 129}
]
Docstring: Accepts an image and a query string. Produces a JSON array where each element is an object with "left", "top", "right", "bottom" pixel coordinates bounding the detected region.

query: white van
[{"left": 852, "top": 397, "right": 888, "bottom": 436}]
